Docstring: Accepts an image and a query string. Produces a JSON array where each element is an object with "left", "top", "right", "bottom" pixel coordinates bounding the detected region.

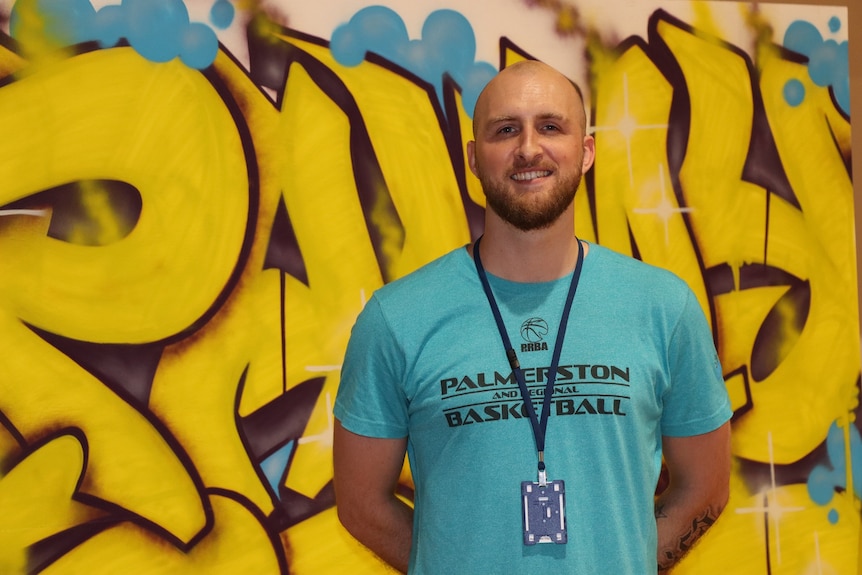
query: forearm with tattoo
[{"left": 655, "top": 504, "right": 720, "bottom": 572}]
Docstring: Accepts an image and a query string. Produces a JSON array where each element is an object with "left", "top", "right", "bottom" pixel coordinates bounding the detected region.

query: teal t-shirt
[{"left": 334, "top": 242, "right": 731, "bottom": 575}]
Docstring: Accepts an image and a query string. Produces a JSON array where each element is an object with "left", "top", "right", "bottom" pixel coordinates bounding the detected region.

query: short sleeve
[
  {"left": 334, "top": 296, "right": 410, "bottom": 438},
  {"left": 660, "top": 290, "right": 732, "bottom": 437}
]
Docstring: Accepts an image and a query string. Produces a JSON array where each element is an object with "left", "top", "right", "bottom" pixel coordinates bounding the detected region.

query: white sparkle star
[
  {"left": 591, "top": 72, "right": 669, "bottom": 188},
  {"left": 632, "top": 164, "right": 693, "bottom": 245},
  {"left": 735, "top": 432, "right": 805, "bottom": 566}
]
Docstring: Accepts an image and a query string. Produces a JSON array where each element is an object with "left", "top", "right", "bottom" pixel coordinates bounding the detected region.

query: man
[{"left": 333, "top": 60, "right": 731, "bottom": 574}]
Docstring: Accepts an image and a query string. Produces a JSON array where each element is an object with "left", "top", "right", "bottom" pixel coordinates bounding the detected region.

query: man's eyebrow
[
  {"left": 486, "top": 112, "right": 568, "bottom": 124},
  {"left": 536, "top": 112, "right": 567, "bottom": 122},
  {"left": 486, "top": 115, "right": 517, "bottom": 124}
]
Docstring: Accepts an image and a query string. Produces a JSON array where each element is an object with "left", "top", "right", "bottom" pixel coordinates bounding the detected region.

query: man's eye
[
  {"left": 542, "top": 124, "right": 560, "bottom": 131},
  {"left": 498, "top": 126, "right": 515, "bottom": 134}
]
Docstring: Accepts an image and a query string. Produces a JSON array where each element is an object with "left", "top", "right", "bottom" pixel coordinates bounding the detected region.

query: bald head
[{"left": 472, "top": 60, "right": 587, "bottom": 138}]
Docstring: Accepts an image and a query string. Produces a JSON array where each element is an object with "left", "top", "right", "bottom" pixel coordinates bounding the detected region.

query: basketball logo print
[{"left": 520, "top": 318, "right": 549, "bottom": 343}]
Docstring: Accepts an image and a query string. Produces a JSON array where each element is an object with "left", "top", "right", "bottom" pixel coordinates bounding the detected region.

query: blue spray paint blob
[
  {"left": 807, "top": 40, "right": 842, "bottom": 87},
  {"left": 827, "top": 509, "right": 839, "bottom": 525},
  {"left": 331, "top": 6, "right": 410, "bottom": 67},
  {"left": 210, "top": 0, "right": 235, "bottom": 30},
  {"left": 180, "top": 22, "right": 219, "bottom": 69},
  {"left": 125, "top": 0, "right": 189, "bottom": 63},
  {"left": 806, "top": 421, "right": 862, "bottom": 524},
  {"left": 783, "top": 78, "right": 805, "bottom": 107},
  {"left": 808, "top": 463, "right": 838, "bottom": 506},
  {"left": 91, "top": 5, "right": 125, "bottom": 48},
  {"left": 828, "top": 16, "right": 841, "bottom": 34},
  {"left": 9, "top": 0, "right": 224, "bottom": 70},
  {"left": 785, "top": 20, "right": 822, "bottom": 51},
  {"left": 331, "top": 6, "right": 497, "bottom": 118},
  {"left": 783, "top": 19, "right": 850, "bottom": 116}
]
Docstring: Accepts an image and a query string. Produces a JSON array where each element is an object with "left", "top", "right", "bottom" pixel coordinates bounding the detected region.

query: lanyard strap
[{"left": 473, "top": 235, "right": 584, "bottom": 482}]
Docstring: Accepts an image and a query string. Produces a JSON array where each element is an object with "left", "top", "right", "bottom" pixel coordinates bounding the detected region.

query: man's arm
[
  {"left": 655, "top": 421, "right": 731, "bottom": 572},
  {"left": 333, "top": 419, "right": 413, "bottom": 573}
]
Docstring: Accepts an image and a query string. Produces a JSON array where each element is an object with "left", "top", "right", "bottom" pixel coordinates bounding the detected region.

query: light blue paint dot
[
  {"left": 808, "top": 40, "right": 841, "bottom": 87},
  {"left": 330, "top": 28, "right": 364, "bottom": 66},
  {"left": 784, "top": 20, "right": 821, "bottom": 57},
  {"left": 92, "top": 4, "right": 125, "bottom": 47},
  {"left": 180, "top": 22, "right": 219, "bottom": 69},
  {"left": 828, "top": 16, "right": 841, "bottom": 34},
  {"left": 331, "top": 5, "right": 409, "bottom": 67},
  {"left": 807, "top": 463, "right": 838, "bottom": 505},
  {"left": 783, "top": 79, "right": 805, "bottom": 107},
  {"left": 210, "top": 0, "right": 234, "bottom": 30},
  {"left": 460, "top": 62, "right": 497, "bottom": 117},
  {"left": 125, "top": 0, "right": 188, "bottom": 63},
  {"left": 422, "top": 9, "right": 476, "bottom": 67},
  {"left": 330, "top": 6, "right": 494, "bottom": 119},
  {"left": 828, "top": 508, "right": 839, "bottom": 524}
]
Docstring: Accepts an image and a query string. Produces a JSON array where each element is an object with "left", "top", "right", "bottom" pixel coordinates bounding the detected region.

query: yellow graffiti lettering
[{"left": 0, "top": 5, "right": 857, "bottom": 574}]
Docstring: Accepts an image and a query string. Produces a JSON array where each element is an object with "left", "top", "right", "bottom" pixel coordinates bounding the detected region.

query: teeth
[{"left": 511, "top": 170, "right": 551, "bottom": 181}]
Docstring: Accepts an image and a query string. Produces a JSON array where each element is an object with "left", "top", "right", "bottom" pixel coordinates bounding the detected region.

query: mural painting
[{"left": 0, "top": 0, "right": 856, "bottom": 573}]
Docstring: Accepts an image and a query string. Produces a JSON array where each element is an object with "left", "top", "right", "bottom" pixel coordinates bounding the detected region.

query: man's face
[{"left": 468, "top": 64, "right": 595, "bottom": 232}]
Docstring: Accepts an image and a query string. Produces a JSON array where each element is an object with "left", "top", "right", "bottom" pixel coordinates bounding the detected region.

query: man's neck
[{"left": 470, "top": 218, "right": 587, "bottom": 283}]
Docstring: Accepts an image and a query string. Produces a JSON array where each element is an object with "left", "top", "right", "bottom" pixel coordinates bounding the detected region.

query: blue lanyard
[{"left": 472, "top": 235, "right": 584, "bottom": 481}]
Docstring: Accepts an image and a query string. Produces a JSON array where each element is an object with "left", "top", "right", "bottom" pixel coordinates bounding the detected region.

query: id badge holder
[{"left": 521, "top": 478, "right": 567, "bottom": 545}]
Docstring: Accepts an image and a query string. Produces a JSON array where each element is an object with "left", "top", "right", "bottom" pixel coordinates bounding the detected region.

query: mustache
[{"left": 511, "top": 158, "right": 551, "bottom": 170}]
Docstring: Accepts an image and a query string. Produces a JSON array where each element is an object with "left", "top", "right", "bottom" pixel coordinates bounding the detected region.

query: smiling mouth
[{"left": 511, "top": 170, "right": 552, "bottom": 182}]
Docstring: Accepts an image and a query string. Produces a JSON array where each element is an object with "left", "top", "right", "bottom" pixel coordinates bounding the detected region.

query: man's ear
[
  {"left": 581, "top": 135, "right": 596, "bottom": 172},
  {"left": 467, "top": 140, "right": 478, "bottom": 176}
]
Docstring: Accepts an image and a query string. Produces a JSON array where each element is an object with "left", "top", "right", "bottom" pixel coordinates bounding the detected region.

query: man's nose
[{"left": 516, "top": 130, "right": 542, "bottom": 162}]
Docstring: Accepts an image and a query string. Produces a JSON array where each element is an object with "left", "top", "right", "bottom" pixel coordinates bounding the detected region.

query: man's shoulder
[
  {"left": 590, "top": 243, "right": 685, "bottom": 281},
  {"left": 587, "top": 243, "right": 694, "bottom": 304},
  {"left": 374, "top": 245, "right": 472, "bottom": 301}
]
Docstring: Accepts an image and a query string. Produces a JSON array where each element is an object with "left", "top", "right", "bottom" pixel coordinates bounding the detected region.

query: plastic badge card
[{"left": 521, "top": 480, "right": 567, "bottom": 545}]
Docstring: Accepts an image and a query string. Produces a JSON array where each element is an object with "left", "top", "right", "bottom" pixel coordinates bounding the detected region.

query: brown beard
[{"left": 478, "top": 169, "right": 582, "bottom": 231}]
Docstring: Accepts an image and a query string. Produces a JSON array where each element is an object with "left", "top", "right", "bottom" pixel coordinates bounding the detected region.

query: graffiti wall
[{"left": 0, "top": 0, "right": 857, "bottom": 573}]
